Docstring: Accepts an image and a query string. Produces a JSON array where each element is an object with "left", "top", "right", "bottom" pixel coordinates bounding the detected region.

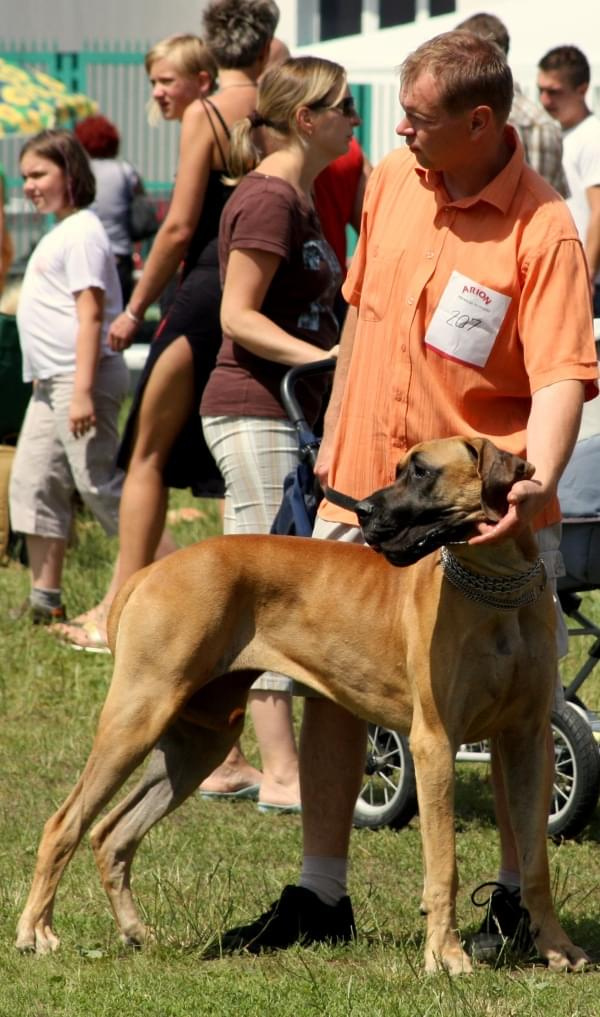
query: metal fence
[
  {"left": 0, "top": 42, "right": 179, "bottom": 266},
  {"left": 0, "top": 42, "right": 375, "bottom": 269}
]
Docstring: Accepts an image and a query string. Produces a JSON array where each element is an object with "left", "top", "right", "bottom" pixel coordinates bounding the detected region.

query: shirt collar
[{"left": 414, "top": 126, "right": 524, "bottom": 213}]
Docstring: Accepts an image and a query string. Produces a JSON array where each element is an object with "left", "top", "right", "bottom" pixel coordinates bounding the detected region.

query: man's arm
[
  {"left": 314, "top": 305, "right": 358, "bottom": 489},
  {"left": 584, "top": 185, "right": 600, "bottom": 282},
  {"left": 470, "top": 378, "right": 585, "bottom": 544}
]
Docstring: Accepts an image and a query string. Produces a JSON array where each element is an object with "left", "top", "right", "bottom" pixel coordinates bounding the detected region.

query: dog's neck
[
  {"left": 439, "top": 535, "right": 547, "bottom": 611},
  {"left": 446, "top": 526, "right": 540, "bottom": 577}
]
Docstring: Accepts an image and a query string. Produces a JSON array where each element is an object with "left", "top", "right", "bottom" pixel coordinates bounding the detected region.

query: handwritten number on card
[{"left": 445, "top": 311, "right": 483, "bottom": 332}]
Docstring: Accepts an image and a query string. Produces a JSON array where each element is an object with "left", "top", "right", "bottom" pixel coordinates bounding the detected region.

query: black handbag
[
  {"left": 122, "top": 162, "right": 159, "bottom": 242},
  {"left": 128, "top": 191, "right": 159, "bottom": 242}
]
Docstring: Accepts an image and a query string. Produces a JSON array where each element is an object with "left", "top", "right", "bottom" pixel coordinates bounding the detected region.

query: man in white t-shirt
[{"left": 538, "top": 45, "right": 600, "bottom": 315}]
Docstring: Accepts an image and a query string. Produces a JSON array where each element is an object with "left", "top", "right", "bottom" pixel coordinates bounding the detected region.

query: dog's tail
[{"left": 106, "top": 563, "right": 157, "bottom": 654}]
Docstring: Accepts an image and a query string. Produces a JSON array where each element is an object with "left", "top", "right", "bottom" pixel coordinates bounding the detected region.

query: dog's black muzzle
[{"left": 356, "top": 492, "right": 475, "bottom": 567}]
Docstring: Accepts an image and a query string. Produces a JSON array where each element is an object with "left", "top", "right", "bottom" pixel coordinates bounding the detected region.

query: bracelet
[{"left": 124, "top": 305, "right": 142, "bottom": 324}]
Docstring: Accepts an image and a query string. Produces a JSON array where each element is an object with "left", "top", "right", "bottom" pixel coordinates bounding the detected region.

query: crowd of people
[{"left": 6, "top": 0, "right": 600, "bottom": 964}]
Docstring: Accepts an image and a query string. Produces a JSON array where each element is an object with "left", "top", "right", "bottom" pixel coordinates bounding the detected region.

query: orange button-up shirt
[{"left": 319, "top": 130, "right": 598, "bottom": 530}]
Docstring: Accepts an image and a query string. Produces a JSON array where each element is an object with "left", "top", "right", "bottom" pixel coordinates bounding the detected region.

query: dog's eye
[{"left": 411, "top": 459, "right": 432, "bottom": 480}]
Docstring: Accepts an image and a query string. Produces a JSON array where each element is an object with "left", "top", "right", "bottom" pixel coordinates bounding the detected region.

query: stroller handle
[{"left": 280, "top": 357, "right": 337, "bottom": 432}]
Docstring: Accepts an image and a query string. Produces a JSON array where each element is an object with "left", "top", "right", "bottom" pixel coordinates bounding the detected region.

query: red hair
[{"left": 74, "top": 115, "right": 120, "bottom": 158}]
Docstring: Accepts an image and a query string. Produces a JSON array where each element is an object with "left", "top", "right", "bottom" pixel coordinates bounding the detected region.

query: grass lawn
[{"left": 0, "top": 493, "right": 599, "bottom": 1016}]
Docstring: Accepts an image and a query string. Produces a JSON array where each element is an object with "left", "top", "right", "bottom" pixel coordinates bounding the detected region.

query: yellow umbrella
[{"left": 0, "top": 57, "right": 97, "bottom": 137}]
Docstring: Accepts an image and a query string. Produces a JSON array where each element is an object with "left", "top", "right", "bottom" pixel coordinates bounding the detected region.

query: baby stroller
[{"left": 274, "top": 362, "right": 600, "bottom": 839}]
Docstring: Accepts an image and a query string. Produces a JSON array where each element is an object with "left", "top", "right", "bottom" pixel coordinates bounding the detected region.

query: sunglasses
[{"left": 310, "top": 95, "right": 358, "bottom": 118}]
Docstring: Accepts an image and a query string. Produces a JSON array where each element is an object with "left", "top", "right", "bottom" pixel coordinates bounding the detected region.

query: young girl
[{"left": 9, "top": 130, "right": 128, "bottom": 624}]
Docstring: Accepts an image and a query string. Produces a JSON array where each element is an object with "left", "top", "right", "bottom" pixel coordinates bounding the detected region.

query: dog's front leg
[
  {"left": 497, "top": 727, "right": 589, "bottom": 972},
  {"left": 411, "top": 718, "right": 472, "bottom": 975}
]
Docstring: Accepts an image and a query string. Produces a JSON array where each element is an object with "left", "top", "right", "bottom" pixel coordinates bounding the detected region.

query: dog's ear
[{"left": 464, "top": 438, "right": 535, "bottom": 521}]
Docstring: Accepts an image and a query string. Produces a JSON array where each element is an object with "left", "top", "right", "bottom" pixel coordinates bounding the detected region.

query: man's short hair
[
  {"left": 202, "top": 0, "right": 279, "bottom": 69},
  {"left": 455, "top": 12, "right": 509, "bottom": 56},
  {"left": 538, "top": 46, "right": 590, "bottom": 90},
  {"left": 401, "top": 30, "right": 513, "bottom": 125}
]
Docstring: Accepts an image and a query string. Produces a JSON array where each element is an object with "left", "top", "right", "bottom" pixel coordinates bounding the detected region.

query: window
[
  {"left": 429, "top": 0, "right": 455, "bottom": 15},
  {"left": 320, "top": 0, "right": 362, "bottom": 40},
  {"left": 379, "top": 0, "right": 416, "bottom": 28}
]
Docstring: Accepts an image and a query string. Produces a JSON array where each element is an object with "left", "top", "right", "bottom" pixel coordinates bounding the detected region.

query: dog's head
[{"left": 355, "top": 436, "right": 534, "bottom": 566}]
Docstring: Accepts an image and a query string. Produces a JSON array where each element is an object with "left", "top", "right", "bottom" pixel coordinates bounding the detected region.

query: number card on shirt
[{"left": 424, "top": 270, "right": 511, "bottom": 367}]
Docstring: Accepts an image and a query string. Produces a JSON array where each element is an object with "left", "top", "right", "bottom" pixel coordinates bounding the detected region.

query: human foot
[
  {"left": 50, "top": 619, "right": 109, "bottom": 654},
  {"left": 199, "top": 760, "right": 263, "bottom": 796},
  {"left": 257, "top": 775, "right": 301, "bottom": 810}
]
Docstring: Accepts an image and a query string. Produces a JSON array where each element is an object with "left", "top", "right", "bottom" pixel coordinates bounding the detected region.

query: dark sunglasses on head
[{"left": 310, "top": 95, "right": 358, "bottom": 118}]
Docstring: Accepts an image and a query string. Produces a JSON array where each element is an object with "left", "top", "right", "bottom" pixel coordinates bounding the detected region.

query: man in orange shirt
[{"left": 222, "top": 31, "right": 598, "bottom": 957}]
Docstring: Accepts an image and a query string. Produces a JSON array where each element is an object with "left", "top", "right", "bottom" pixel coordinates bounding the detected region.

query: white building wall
[
  {"left": 0, "top": 0, "right": 210, "bottom": 48},
  {"left": 288, "top": 0, "right": 600, "bottom": 165}
]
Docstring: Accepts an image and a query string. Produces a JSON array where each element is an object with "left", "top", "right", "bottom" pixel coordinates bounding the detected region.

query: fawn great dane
[{"left": 16, "top": 436, "right": 588, "bottom": 974}]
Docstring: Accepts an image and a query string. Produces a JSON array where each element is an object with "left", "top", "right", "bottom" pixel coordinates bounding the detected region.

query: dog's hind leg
[
  {"left": 15, "top": 663, "right": 192, "bottom": 955},
  {"left": 496, "top": 726, "right": 589, "bottom": 972},
  {"left": 90, "top": 717, "right": 240, "bottom": 946}
]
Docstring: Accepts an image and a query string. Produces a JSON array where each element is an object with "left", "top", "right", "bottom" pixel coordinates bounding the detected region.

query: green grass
[{"left": 1, "top": 496, "right": 600, "bottom": 1016}]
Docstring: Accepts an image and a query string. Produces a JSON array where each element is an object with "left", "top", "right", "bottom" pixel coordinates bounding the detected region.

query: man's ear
[{"left": 470, "top": 104, "right": 492, "bottom": 137}]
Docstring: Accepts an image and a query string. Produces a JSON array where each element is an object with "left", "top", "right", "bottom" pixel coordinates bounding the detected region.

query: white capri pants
[
  {"left": 9, "top": 355, "right": 129, "bottom": 540},
  {"left": 202, "top": 414, "right": 298, "bottom": 692}
]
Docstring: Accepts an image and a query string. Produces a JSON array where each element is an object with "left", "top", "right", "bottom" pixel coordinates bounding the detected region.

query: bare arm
[
  {"left": 109, "top": 103, "right": 213, "bottom": 350},
  {"left": 314, "top": 305, "right": 358, "bottom": 489},
  {"left": 470, "top": 378, "right": 585, "bottom": 544},
  {"left": 584, "top": 185, "right": 600, "bottom": 282},
  {"left": 220, "top": 248, "right": 338, "bottom": 366},
  {"left": 70, "top": 287, "right": 105, "bottom": 437}
]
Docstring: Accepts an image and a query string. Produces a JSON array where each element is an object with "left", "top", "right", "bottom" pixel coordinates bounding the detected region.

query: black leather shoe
[
  {"left": 220, "top": 885, "right": 356, "bottom": 954},
  {"left": 470, "top": 882, "right": 533, "bottom": 959}
]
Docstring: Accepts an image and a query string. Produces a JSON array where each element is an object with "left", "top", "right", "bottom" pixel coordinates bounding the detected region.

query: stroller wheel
[
  {"left": 353, "top": 725, "right": 418, "bottom": 830},
  {"left": 548, "top": 702, "right": 600, "bottom": 840}
]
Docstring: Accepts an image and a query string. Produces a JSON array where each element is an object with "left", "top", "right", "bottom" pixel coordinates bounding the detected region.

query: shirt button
[
  {"left": 400, "top": 344, "right": 406, "bottom": 352},
  {"left": 425, "top": 250, "right": 434, "bottom": 259},
  {"left": 407, "top": 296, "right": 415, "bottom": 305}
]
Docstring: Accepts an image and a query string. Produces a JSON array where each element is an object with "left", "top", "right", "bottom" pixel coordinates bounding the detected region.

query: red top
[{"left": 314, "top": 137, "right": 365, "bottom": 273}]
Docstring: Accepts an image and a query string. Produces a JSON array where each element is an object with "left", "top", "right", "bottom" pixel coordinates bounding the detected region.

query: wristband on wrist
[{"left": 125, "top": 305, "right": 142, "bottom": 324}]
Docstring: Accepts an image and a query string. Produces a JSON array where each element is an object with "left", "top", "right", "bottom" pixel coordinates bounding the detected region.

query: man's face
[
  {"left": 396, "top": 72, "right": 475, "bottom": 172},
  {"left": 537, "top": 68, "right": 587, "bottom": 129}
]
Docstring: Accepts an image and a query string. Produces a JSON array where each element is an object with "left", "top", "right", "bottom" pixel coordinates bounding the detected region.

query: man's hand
[
  {"left": 469, "top": 477, "right": 553, "bottom": 545},
  {"left": 108, "top": 312, "right": 138, "bottom": 352}
]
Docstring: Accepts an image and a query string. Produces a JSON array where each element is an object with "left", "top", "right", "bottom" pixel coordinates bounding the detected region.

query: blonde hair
[
  {"left": 227, "top": 56, "right": 346, "bottom": 182},
  {"left": 145, "top": 34, "right": 217, "bottom": 126}
]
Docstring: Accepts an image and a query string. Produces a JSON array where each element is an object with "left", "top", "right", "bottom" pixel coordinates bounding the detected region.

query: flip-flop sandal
[
  {"left": 51, "top": 619, "right": 110, "bottom": 655},
  {"left": 199, "top": 783, "right": 260, "bottom": 801},
  {"left": 256, "top": 802, "right": 302, "bottom": 815}
]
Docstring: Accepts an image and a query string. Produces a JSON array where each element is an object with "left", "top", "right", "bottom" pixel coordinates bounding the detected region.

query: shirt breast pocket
[{"left": 358, "top": 245, "right": 403, "bottom": 323}]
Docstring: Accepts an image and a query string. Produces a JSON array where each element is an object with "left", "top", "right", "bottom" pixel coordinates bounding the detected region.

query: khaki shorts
[{"left": 9, "top": 356, "right": 129, "bottom": 540}]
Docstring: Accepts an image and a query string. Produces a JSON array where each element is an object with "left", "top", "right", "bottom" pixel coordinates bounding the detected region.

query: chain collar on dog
[{"left": 439, "top": 546, "right": 547, "bottom": 610}]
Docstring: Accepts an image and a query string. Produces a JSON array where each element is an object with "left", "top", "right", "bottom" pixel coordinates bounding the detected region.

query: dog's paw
[{"left": 15, "top": 920, "right": 60, "bottom": 955}]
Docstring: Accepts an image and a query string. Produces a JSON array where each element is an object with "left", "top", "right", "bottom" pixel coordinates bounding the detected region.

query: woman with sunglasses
[{"left": 199, "top": 56, "right": 360, "bottom": 811}]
